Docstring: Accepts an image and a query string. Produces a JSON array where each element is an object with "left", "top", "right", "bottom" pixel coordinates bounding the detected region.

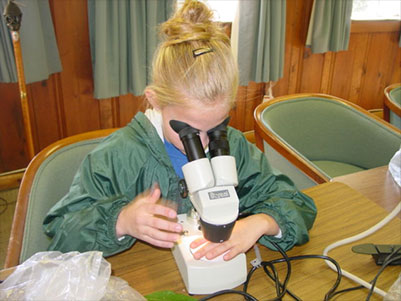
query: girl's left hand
[{"left": 190, "top": 213, "right": 279, "bottom": 261}]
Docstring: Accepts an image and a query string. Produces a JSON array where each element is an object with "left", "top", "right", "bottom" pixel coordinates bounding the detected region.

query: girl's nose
[{"left": 199, "top": 132, "right": 209, "bottom": 150}]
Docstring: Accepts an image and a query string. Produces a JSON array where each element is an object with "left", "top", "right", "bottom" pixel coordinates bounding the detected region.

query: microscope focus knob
[{"left": 179, "top": 179, "right": 188, "bottom": 198}]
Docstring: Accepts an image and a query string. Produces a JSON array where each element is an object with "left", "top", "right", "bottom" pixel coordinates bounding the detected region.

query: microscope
[{"left": 170, "top": 118, "right": 247, "bottom": 295}]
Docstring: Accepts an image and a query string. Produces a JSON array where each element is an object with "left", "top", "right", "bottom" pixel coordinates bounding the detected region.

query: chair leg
[{"left": 383, "top": 105, "right": 390, "bottom": 122}]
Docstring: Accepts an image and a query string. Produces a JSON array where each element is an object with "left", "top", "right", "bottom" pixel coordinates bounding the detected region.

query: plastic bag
[
  {"left": 384, "top": 272, "right": 401, "bottom": 301},
  {"left": 102, "top": 276, "right": 145, "bottom": 300},
  {"left": 0, "top": 251, "right": 145, "bottom": 300},
  {"left": 389, "top": 147, "right": 401, "bottom": 187}
]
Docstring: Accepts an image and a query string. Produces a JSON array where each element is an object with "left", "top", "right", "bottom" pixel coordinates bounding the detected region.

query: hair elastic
[{"left": 192, "top": 47, "right": 214, "bottom": 58}]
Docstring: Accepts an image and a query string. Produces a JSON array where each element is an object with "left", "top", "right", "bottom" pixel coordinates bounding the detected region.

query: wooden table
[
  {"left": 1, "top": 182, "right": 399, "bottom": 300},
  {"left": 105, "top": 182, "right": 401, "bottom": 300},
  {"left": 333, "top": 165, "right": 401, "bottom": 212}
]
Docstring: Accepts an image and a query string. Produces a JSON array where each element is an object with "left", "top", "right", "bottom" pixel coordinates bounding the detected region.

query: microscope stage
[{"left": 172, "top": 213, "right": 247, "bottom": 295}]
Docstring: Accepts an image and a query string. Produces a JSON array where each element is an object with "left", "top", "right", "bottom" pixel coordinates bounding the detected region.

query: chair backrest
[
  {"left": 5, "top": 128, "right": 118, "bottom": 268},
  {"left": 254, "top": 93, "right": 401, "bottom": 189},
  {"left": 384, "top": 83, "right": 401, "bottom": 130}
]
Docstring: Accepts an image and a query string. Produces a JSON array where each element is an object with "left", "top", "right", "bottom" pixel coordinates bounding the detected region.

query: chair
[
  {"left": 5, "top": 128, "right": 118, "bottom": 268},
  {"left": 254, "top": 93, "right": 401, "bottom": 190},
  {"left": 384, "top": 83, "right": 401, "bottom": 130}
]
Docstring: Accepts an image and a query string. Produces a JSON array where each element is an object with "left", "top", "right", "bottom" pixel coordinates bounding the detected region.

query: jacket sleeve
[
  {"left": 232, "top": 132, "right": 317, "bottom": 251},
  {"left": 43, "top": 142, "right": 136, "bottom": 257}
]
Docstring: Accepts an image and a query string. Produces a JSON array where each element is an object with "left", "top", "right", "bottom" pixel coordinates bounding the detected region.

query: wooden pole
[{"left": 3, "top": 0, "right": 35, "bottom": 160}]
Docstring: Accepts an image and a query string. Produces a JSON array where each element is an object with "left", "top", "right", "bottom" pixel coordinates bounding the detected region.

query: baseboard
[{"left": 0, "top": 169, "right": 25, "bottom": 191}]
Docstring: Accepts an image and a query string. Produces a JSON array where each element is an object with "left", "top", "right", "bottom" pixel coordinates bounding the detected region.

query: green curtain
[
  {"left": 235, "top": 0, "right": 286, "bottom": 86},
  {"left": 88, "top": 0, "right": 174, "bottom": 99},
  {"left": 0, "top": 2, "right": 16, "bottom": 83},
  {"left": 306, "top": 0, "right": 353, "bottom": 54},
  {"left": 0, "top": 0, "right": 62, "bottom": 83}
]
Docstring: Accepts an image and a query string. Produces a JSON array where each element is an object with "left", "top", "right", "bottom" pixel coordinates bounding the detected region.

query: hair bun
[
  {"left": 161, "top": 0, "right": 222, "bottom": 46},
  {"left": 179, "top": 0, "right": 213, "bottom": 24}
]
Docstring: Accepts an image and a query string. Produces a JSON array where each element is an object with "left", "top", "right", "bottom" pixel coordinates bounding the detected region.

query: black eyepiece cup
[
  {"left": 207, "top": 117, "right": 230, "bottom": 158},
  {"left": 169, "top": 120, "right": 206, "bottom": 162}
]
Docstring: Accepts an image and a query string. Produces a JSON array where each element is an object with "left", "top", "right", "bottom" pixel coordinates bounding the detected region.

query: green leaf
[{"left": 145, "top": 290, "right": 196, "bottom": 301}]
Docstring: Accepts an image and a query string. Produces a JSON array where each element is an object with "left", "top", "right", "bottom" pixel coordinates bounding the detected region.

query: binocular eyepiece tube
[
  {"left": 207, "top": 118, "right": 230, "bottom": 158},
  {"left": 169, "top": 118, "right": 237, "bottom": 243},
  {"left": 170, "top": 117, "right": 230, "bottom": 161}
]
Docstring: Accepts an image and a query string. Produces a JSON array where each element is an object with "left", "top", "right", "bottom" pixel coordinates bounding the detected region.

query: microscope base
[{"left": 172, "top": 214, "right": 247, "bottom": 295}]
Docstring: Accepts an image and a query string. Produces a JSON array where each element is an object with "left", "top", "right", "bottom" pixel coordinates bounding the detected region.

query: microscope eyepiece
[
  {"left": 207, "top": 117, "right": 230, "bottom": 158},
  {"left": 170, "top": 120, "right": 206, "bottom": 162},
  {"left": 172, "top": 117, "right": 238, "bottom": 244}
]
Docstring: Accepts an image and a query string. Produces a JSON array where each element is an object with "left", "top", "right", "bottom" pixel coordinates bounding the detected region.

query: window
[{"left": 352, "top": 0, "right": 401, "bottom": 20}]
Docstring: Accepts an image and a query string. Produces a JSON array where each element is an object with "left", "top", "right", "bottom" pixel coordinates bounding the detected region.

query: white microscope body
[{"left": 170, "top": 119, "right": 247, "bottom": 295}]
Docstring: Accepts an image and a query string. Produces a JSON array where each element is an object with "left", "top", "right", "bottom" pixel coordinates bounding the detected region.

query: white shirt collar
[{"left": 145, "top": 108, "right": 164, "bottom": 142}]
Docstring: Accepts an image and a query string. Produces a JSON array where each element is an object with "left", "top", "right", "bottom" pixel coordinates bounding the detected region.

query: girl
[{"left": 44, "top": 0, "right": 316, "bottom": 261}]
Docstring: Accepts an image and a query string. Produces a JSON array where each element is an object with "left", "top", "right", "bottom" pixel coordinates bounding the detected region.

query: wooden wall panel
[
  {"left": 50, "top": 0, "right": 101, "bottom": 136},
  {"left": 391, "top": 44, "right": 401, "bottom": 84},
  {"left": 229, "top": 83, "right": 266, "bottom": 131},
  {"left": 359, "top": 33, "right": 399, "bottom": 109},
  {"left": 299, "top": 50, "right": 325, "bottom": 93},
  {"left": 119, "top": 95, "right": 147, "bottom": 127},
  {"left": 244, "top": 82, "right": 265, "bottom": 130},
  {"left": 229, "top": 86, "right": 245, "bottom": 130},
  {"left": 28, "top": 76, "right": 64, "bottom": 152},
  {"left": 0, "top": 0, "right": 400, "bottom": 175},
  {"left": 0, "top": 83, "right": 29, "bottom": 172},
  {"left": 346, "top": 34, "right": 370, "bottom": 105},
  {"left": 329, "top": 51, "right": 352, "bottom": 99},
  {"left": 98, "top": 98, "right": 116, "bottom": 129},
  {"left": 275, "top": 0, "right": 313, "bottom": 96}
]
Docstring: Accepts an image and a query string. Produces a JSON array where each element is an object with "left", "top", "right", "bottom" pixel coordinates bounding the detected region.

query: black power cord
[
  {"left": 327, "top": 246, "right": 401, "bottom": 301},
  {"left": 244, "top": 241, "right": 343, "bottom": 301},
  {"left": 365, "top": 246, "right": 401, "bottom": 301},
  {"left": 199, "top": 242, "right": 398, "bottom": 300},
  {"left": 199, "top": 289, "right": 257, "bottom": 301},
  {"left": 242, "top": 241, "right": 295, "bottom": 301},
  {"left": 200, "top": 241, "right": 342, "bottom": 301}
]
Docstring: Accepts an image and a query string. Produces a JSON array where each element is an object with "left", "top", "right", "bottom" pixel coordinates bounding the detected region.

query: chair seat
[{"left": 312, "top": 160, "right": 365, "bottom": 178}]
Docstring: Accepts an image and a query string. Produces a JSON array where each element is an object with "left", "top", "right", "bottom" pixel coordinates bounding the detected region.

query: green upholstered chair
[
  {"left": 4, "top": 128, "right": 118, "bottom": 268},
  {"left": 254, "top": 93, "right": 401, "bottom": 190},
  {"left": 384, "top": 83, "right": 401, "bottom": 130}
]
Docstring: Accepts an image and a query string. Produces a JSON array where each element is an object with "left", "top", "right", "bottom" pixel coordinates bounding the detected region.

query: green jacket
[{"left": 43, "top": 112, "right": 317, "bottom": 257}]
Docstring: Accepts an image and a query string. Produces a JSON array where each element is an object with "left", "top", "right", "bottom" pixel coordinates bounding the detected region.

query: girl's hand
[
  {"left": 190, "top": 214, "right": 279, "bottom": 261},
  {"left": 116, "top": 184, "right": 183, "bottom": 248}
]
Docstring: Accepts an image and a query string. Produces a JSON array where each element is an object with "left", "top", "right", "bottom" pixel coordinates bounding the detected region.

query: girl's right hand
[{"left": 115, "top": 184, "right": 183, "bottom": 248}]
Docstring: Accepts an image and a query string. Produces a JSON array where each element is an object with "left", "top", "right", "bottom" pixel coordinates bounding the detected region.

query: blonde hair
[{"left": 147, "top": 0, "right": 238, "bottom": 108}]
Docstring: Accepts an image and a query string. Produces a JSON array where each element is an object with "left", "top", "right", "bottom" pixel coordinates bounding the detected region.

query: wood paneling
[
  {"left": 0, "top": 0, "right": 400, "bottom": 174},
  {"left": 0, "top": 83, "right": 28, "bottom": 172},
  {"left": 273, "top": 1, "right": 401, "bottom": 112}
]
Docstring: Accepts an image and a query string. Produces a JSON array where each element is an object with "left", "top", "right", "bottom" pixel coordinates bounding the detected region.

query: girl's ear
[{"left": 145, "top": 88, "right": 160, "bottom": 111}]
